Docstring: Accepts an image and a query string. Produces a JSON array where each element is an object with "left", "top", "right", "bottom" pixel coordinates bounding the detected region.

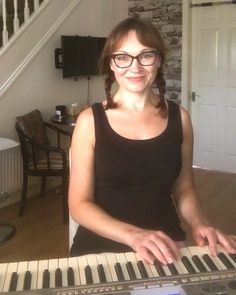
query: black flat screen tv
[{"left": 60, "top": 35, "right": 106, "bottom": 78}]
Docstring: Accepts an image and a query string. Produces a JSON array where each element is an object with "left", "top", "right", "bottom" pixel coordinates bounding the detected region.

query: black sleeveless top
[{"left": 70, "top": 100, "right": 186, "bottom": 256}]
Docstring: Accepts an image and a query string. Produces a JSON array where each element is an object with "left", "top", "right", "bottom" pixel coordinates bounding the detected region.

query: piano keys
[{"left": 0, "top": 245, "right": 236, "bottom": 294}]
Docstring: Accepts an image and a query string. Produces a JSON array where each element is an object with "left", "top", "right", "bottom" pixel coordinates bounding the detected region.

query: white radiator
[{"left": 0, "top": 138, "right": 22, "bottom": 194}]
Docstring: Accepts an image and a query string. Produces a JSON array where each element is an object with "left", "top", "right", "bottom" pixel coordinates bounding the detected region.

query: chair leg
[
  {"left": 62, "top": 174, "right": 69, "bottom": 225},
  {"left": 40, "top": 176, "right": 47, "bottom": 197},
  {"left": 19, "top": 171, "right": 28, "bottom": 217}
]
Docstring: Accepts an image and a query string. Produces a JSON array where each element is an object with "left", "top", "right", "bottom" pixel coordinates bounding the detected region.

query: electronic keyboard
[{"left": 0, "top": 245, "right": 236, "bottom": 295}]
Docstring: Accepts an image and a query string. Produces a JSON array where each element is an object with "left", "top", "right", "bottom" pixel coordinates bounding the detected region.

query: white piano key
[
  {"left": 115, "top": 253, "right": 130, "bottom": 280},
  {"left": 172, "top": 258, "right": 188, "bottom": 275},
  {"left": 3, "top": 262, "right": 18, "bottom": 292},
  {"left": 58, "top": 258, "right": 68, "bottom": 287},
  {"left": 180, "top": 247, "right": 199, "bottom": 273},
  {"left": 86, "top": 254, "right": 100, "bottom": 284},
  {"left": 162, "top": 264, "right": 172, "bottom": 276},
  {"left": 105, "top": 253, "right": 118, "bottom": 282},
  {"left": 187, "top": 246, "right": 211, "bottom": 272},
  {"left": 77, "top": 255, "right": 88, "bottom": 285},
  {"left": 68, "top": 257, "right": 80, "bottom": 286},
  {"left": 48, "top": 258, "right": 58, "bottom": 288},
  {"left": 28, "top": 260, "right": 38, "bottom": 290},
  {"left": 37, "top": 260, "right": 48, "bottom": 289},
  {"left": 96, "top": 253, "right": 112, "bottom": 283},
  {"left": 16, "top": 261, "right": 28, "bottom": 291},
  {"left": 125, "top": 252, "right": 142, "bottom": 279},
  {"left": 0, "top": 263, "right": 8, "bottom": 292}
]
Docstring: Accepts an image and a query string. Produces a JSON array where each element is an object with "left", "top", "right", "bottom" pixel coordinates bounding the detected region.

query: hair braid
[
  {"left": 104, "top": 72, "right": 116, "bottom": 109},
  {"left": 155, "top": 66, "right": 167, "bottom": 117}
]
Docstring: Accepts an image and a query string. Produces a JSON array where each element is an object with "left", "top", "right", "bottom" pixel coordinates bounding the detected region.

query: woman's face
[{"left": 110, "top": 30, "right": 160, "bottom": 95}]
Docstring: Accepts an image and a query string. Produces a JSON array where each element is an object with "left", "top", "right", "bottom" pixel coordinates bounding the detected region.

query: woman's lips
[{"left": 126, "top": 76, "right": 144, "bottom": 82}]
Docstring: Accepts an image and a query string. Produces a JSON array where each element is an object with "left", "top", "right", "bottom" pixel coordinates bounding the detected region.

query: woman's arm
[{"left": 173, "top": 107, "right": 236, "bottom": 255}]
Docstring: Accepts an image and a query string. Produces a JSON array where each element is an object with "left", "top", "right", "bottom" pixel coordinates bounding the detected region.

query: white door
[{"left": 191, "top": 4, "right": 236, "bottom": 173}]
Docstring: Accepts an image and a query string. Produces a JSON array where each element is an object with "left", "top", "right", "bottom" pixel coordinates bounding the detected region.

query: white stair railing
[
  {"left": 13, "top": 0, "right": 20, "bottom": 34},
  {"left": 1, "top": 0, "right": 42, "bottom": 50}
]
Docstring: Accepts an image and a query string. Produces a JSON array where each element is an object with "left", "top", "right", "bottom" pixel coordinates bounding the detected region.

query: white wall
[{"left": 0, "top": 0, "right": 128, "bottom": 140}]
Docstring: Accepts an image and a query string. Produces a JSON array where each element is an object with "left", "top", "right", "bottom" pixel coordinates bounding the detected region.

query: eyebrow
[{"left": 112, "top": 49, "right": 155, "bottom": 55}]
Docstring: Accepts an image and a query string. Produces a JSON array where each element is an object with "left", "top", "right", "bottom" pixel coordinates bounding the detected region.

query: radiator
[{"left": 0, "top": 138, "right": 22, "bottom": 194}]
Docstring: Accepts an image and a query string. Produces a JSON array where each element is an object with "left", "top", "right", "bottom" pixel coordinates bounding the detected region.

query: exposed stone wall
[{"left": 128, "top": 0, "right": 182, "bottom": 102}]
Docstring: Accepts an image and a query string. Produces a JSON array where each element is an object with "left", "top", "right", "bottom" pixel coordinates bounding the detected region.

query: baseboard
[{"left": 0, "top": 177, "right": 61, "bottom": 208}]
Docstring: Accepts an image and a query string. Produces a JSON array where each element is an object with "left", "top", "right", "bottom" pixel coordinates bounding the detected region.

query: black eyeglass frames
[{"left": 111, "top": 50, "right": 158, "bottom": 68}]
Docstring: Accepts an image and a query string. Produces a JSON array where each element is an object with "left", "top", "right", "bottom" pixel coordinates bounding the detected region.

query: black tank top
[{"left": 70, "top": 100, "right": 186, "bottom": 256}]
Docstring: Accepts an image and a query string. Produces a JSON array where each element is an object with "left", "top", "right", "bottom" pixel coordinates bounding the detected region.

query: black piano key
[
  {"left": 154, "top": 260, "right": 166, "bottom": 276},
  {"left": 192, "top": 255, "right": 208, "bottom": 272},
  {"left": 23, "top": 271, "right": 32, "bottom": 290},
  {"left": 229, "top": 253, "right": 236, "bottom": 263},
  {"left": 114, "top": 263, "right": 125, "bottom": 281},
  {"left": 167, "top": 263, "right": 179, "bottom": 275},
  {"left": 218, "top": 252, "right": 235, "bottom": 269},
  {"left": 202, "top": 254, "right": 218, "bottom": 271},
  {"left": 137, "top": 261, "right": 149, "bottom": 279},
  {"left": 9, "top": 272, "right": 18, "bottom": 292},
  {"left": 85, "top": 265, "right": 93, "bottom": 284},
  {"left": 126, "top": 262, "right": 136, "bottom": 280},
  {"left": 181, "top": 256, "right": 196, "bottom": 274},
  {"left": 97, "top": 264, "right": 107, "bottom": 283},
  {"left": 67, "top": 267, "right": 75, "bottom": 286},
  {"left": 55, "top": 268, "right": 62, "bottom": 287},
  {"left": 42, "top": 269, "right": 50, "bottom": 289}
]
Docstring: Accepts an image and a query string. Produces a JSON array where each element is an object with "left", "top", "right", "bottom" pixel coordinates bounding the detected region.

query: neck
[{"left": 114, "top": 88, "right": 158, "bottom": 111}]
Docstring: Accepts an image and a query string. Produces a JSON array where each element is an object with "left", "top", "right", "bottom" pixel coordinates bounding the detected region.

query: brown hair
[{"left": 99, "top": 17, "right": 167, "bottom": 116}]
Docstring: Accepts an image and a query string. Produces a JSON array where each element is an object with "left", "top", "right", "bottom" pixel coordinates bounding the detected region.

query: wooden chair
[{"left": 15, "top": 109, "right": 71, "bottom": 224}]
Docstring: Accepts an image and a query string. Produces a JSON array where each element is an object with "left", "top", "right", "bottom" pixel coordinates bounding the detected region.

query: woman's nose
[{"left": 129, "top": 58, "right": 142, "bottom": 71}]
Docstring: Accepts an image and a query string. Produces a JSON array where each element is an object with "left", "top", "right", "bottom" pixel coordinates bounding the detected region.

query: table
[{"left": 51, "top": 114, "right": 78, "bottom": 127}]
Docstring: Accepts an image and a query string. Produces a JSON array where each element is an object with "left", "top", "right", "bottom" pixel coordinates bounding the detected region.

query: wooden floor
[{"left": 0, "top": 168, "right": 236, "bottom": 264}]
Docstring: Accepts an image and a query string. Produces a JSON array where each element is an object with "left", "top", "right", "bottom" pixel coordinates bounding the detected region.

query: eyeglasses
[{"left": 111, "top": 50, "right": 158, "bottom": 68}]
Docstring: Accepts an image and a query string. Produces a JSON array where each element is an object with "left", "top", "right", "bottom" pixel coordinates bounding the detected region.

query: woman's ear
[
  {"left": 156, "top": 58, "right": 161, "bottom": 68},
  {"left": 110, "top": 60, "right": 115, "bottom": 72}
]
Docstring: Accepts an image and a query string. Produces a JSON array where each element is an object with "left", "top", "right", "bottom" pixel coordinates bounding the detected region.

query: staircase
[
  {"left": 0, "top": 0, "right": 81, "bottom": 99},
  {"left": 0, "top": 0, "right": 44, "bottom": 49}
]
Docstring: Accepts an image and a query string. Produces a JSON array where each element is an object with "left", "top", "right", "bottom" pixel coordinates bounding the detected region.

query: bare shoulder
[
  {"left": 178, "top": 105, "right": 192, "bottom": 129},
  {"left": 72, "top": 106, "right": 95, "bottom": 145}
]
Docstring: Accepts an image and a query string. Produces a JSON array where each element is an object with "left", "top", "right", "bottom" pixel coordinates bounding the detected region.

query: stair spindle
[
  {"left": 24, "top": 0, "right": 30, "bottom": 22},
  {"left": 34, "top": 0, "right": 40, "bottom": 11},
  {"left": 13, "top": 0, "right": 20, "bottom": 34},
  {"left": 2, "top": 0, "right": 9, "bottom": 46}
]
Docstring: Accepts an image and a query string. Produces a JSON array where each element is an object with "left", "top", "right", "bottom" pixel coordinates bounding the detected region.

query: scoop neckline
[{"left": 99, "top": 102, "right": 170, "bottom": 143}]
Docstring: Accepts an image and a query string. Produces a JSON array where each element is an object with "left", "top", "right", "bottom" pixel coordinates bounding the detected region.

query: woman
[{"left": 69, "top": 17, "right": 236, "bottom": 264}]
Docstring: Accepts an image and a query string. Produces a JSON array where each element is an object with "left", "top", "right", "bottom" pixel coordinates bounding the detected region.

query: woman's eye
[
  {"left": 116, "top": 55, "right": 129, "bottom": 61},
  {"left": 142, "top": 52, "right": 154, "bottom": 59}
]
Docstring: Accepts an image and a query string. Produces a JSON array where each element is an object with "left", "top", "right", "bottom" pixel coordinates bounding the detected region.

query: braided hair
[{"left": 99, "top": 17, "right": 167, "bottom": 117}]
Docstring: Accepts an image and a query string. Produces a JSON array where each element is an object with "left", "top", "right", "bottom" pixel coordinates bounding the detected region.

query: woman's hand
[
  {"left": 192, "top": 223, "right": 236, "bottom": 256},
  {"left": 128, "top": 229, "right": 181, "bottom": 265}
]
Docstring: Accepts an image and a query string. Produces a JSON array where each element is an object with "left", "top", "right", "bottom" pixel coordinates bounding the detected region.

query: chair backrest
[
  {"left": 15, "top": 109, "right": 49, "bottom": 167},
  {"left": 68, "top": 147, "right": 79, "bottom": 250}
]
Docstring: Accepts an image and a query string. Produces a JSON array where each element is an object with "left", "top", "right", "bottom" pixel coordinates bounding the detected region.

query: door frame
[{"left": 181, "top": 0, "right": 232, "bottom": 113}]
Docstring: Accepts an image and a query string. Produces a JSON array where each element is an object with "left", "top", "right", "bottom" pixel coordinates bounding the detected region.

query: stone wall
[{"left": 128, "top": 0, "right": 182, "bottom": 102}]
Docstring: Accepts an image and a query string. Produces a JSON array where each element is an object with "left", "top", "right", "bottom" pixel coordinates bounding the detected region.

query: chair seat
[{"left": 28, "top": 155, "right": 64, "bottom": 171}]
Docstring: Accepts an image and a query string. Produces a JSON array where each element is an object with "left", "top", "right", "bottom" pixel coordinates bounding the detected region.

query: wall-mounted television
[{"left": 55, "top": 35, "right": 106, "bottom": 79}]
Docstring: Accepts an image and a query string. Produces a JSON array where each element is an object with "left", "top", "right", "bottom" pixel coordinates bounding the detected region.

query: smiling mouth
[{"left": 127, "top": 76, "right": 144, "bottom": 82}]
